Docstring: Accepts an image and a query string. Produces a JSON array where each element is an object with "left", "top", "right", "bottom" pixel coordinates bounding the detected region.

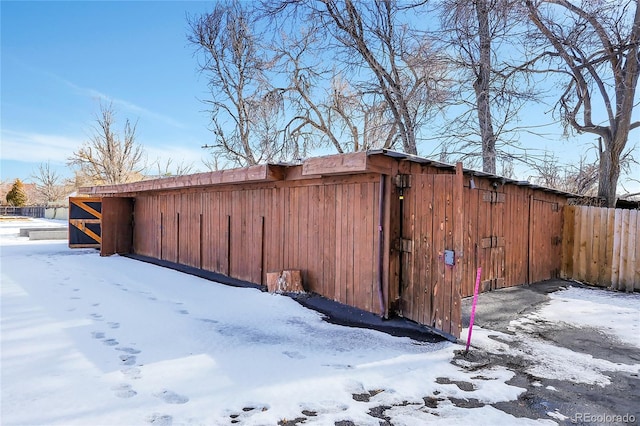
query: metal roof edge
[{"left": 367, "top": 149, "right": 579, "bottom": 198}]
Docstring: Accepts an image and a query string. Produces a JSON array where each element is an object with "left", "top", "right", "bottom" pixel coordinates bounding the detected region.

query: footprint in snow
[
  {"left": 112, "top": 383, "right": 137, "bottom": 399},
  {"left": 91, "top": 331, "right": 105, "bottom": 339},
  {"left": 90, "top": 313, "right": 103, "bottom": 321},
  {"left": 146, "top": 413, "right": 173, "bottom": 426},
  {"left": 103, "top": 339, "right": 119, "bottom": 346},
  {"left": 121, "top": 367, "right": 142, "bottom": 380},
  {"left": 107, "top": 322, "right": 120, "bottom": 329},
  {"left": 153, "top": 389, "right": 189, "bottom": 404},
  {"left": 178, "top": 309, "right": 189, "bottom": 315},
  {"left": 120, "top": 354, "right": 137, "bottom": 366}
]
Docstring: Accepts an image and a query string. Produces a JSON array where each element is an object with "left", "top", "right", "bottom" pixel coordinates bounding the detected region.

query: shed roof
[{"left": 78, "top": 150, "right": 577, "bottom": 198}]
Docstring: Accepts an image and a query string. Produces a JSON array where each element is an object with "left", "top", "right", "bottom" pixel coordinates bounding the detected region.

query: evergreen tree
[{"left": 6, "top": 179, "right": 28, "bottom": 206}]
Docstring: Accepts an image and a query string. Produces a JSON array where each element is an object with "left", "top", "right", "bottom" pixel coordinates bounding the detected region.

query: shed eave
[{"left": 78, "top": 163, "right": 285, "bottom": 196}]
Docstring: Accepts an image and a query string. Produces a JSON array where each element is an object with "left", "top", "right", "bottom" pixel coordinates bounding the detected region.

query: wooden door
[
  {"left": 399, "top": 174, "right": 461, "bottom": 338},
  {"left": 478, "top": 190, "right": 506, "bottom": 291},
  {"left": 529, "top": 198, "right": 562, "bottom": 282}
]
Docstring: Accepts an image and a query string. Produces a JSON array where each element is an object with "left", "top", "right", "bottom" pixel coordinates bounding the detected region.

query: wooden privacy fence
[
  {"left": 0, "top": 206, "right": 45, "bottom": 218},
  {"left": 562, "top": 205, "right": 639, "bottom": 291}
]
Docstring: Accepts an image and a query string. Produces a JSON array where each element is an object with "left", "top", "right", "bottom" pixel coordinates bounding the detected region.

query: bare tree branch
[{"left": 67, "top": 102, "right": 145, "bottom": 185}]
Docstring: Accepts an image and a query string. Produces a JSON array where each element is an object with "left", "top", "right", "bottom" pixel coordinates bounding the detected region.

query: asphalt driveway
[{"left": 460, "top": 280, "right": 640, "bottom": 425}]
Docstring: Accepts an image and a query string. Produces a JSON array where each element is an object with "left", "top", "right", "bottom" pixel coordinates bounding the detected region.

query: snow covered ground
[{"left": 1, "top": 218, "right": 638, "bottom": 425}]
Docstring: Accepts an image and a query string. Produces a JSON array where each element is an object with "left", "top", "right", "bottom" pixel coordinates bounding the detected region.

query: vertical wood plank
[
  {"left": 324, "top": 184, "right": 336, "bottom": 300},
  {"left": 345, "top": 183, "right": 355, "bottom": 306},
  {"left": 596, "top": 207, "right": 609, "bottom": 285},
  {"left": 619, "top": 209, "right": 630, "bottom": 291},
  {"left": 584, "top": 206, "right": 596, "bottom": 283},
  {"left": 633, "top": 210, "right": 640, "bottom": 290},
  {"left": 355, "top": 182, "right": 367, "bottom": 312},
  {"left": 624, "top": 209, "right": 638, "bottom": 291},
  {"left": 577, "top": 206, "right": 590, "bottom": 283},
  {"left": 450, "top": 164, "right": 463, "bottom": 335},
  {"left": 561, "top": 205, "right": 575, "bottom": 278},
  {"left": 432, "top": 176, "right": 446, "bottom": 329},
  {"left": 412, "top": 175, "right": 426, "bottom": 325},
  {"left": 611, "top": 208, "right": 623, "bottom": 289}
]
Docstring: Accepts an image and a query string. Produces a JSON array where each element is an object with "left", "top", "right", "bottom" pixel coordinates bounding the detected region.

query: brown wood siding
[
  {"left": 101, "top": 197, "right": 133, "bottom": 256},
  {"left": 130, "top": 175, "right": 381, "bottom": 314},
  {"left": 102, "top": 152, "right": 569, "bottom": 339}
]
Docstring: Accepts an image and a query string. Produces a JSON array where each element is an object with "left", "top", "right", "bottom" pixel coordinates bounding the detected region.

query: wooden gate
[
  {"left": 530, "top": 198, "right": 562, "bottom": 282},
  {"left": 399, "top": 173, "right": 462, "bottom": 338},
  {"left": 69, "top": 197, "right": 102, "bottom": 249},
  {"left": 478, "top": 190, "right": 506, "bottom": 292}
]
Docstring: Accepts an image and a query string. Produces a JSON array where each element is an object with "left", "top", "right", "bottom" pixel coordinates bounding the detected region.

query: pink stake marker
[{"left": 465, "top": 267, "right": 482, "bottom": 353}]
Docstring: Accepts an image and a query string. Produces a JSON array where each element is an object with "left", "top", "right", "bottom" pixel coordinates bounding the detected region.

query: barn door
[
  {"left": 398, "top": 173, "right": 461, "bottom": 338},
  {"left": 69, "top": 197, "right": 102, "bottom": 249},
  {"left": 478, "top": 190, "right": 506, "bottom": 291}
]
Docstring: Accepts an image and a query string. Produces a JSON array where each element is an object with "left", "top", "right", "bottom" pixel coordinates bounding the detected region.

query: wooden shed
[{"left": 75, "top": 150, "right": 568, "bottom": 339}]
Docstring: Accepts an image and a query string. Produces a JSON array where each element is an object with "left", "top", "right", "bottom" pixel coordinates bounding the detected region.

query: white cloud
[
  {"left": 61, "top": 79, "right": 185, "bottom": 128},
  {"left": 0, "top": 129, "right": 83, "bottom": 163}
]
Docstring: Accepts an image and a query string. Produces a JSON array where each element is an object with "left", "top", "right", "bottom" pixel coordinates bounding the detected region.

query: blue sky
[
  {"left": 1, "top": 1, "right": 638, "bottom": 194},
  {"left": 1, "top": 0, "right": 215, "bottom": 182}
]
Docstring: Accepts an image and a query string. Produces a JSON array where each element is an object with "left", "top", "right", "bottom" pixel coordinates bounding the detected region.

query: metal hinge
[
  {"left": 394, "top": 174, "right": 411, "bottom": 189},
  {"left": 394, "top": 238, "right": 413, "bottom": 253},
  {"left": 482, "top": 191, "right": 505, "bottom": 203},
  {"left": 480, "top": 236, "right": 505, "bottom": 248}
]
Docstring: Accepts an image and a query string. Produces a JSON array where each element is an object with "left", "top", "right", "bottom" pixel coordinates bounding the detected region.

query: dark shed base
[
  {"left": 292, "top": 293, "right": 449, "bottom": 343},
  {"left": 124, "top": 253, "right": 447, "bottom": 343}
]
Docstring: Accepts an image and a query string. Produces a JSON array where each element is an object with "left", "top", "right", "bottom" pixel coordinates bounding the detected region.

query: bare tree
[
  {"left": 68, "top": 102, "right": 145, "bottom": 185},
  {"left": 265, "top": 0, "right": 449, "bottom": 155},
  {"left": 273, "top": 29, "right": 400, "bottom": 154},
  {"left": 530, "top": 152, "right": 599, "bottom": 195},
  {"left": 188, "top": 0, "right": 286, "bottom": 166},
  {"left": 272, "top": 28, "right": 346, "bottom": 154},
  {"left": 525, "top": 0, "right": 640, "bottom": 206},
  {"left": 202, "top": 151, "right": 227, "bottom": 171},
  {"left": 152, "top": 158, "right": 196, "bottom": 177},
  {"left": 31, "top": 161, "right": 67, "bottom": 204},
  {"left": 434, "top": 0, "right": 536, "bottom": 174}
]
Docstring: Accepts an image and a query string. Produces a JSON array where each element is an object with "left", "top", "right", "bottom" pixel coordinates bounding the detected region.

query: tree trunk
[
  {"left": 597, "top": 137, "right": 620, "bottom": 207},
  {"left": 474, "top": 0, "right": 497, "bottom": 174}
]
